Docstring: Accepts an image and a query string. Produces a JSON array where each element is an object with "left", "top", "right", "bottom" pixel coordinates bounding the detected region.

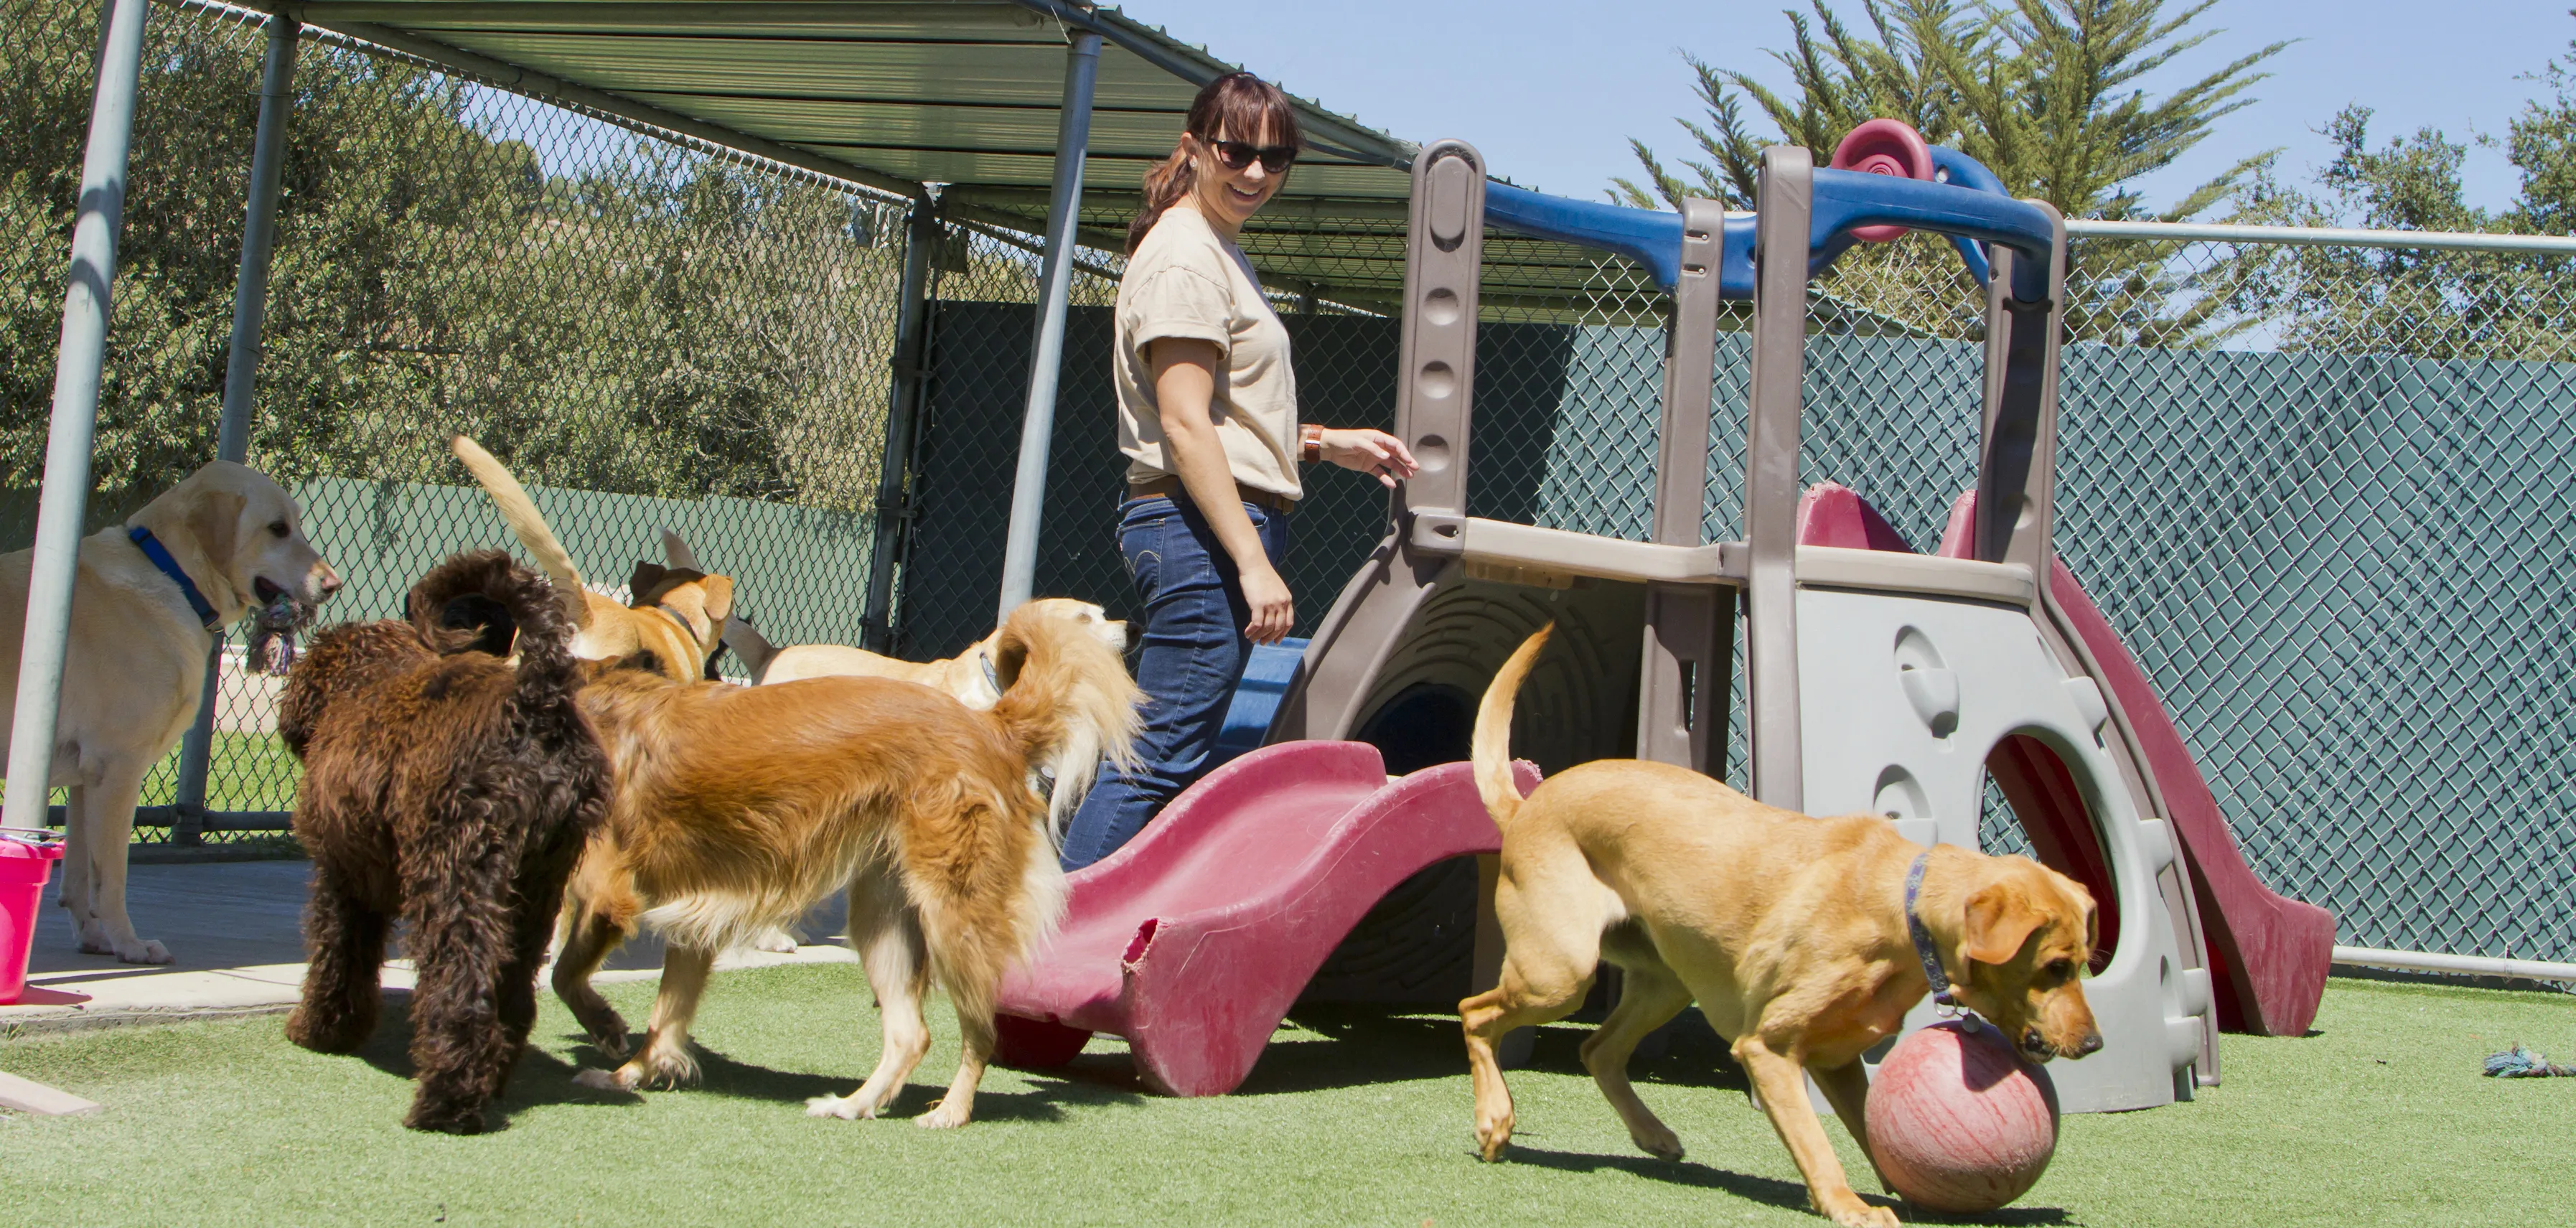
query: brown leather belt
[{"left": 1125, "top": 474, "right": 1296, "bottom": 515}]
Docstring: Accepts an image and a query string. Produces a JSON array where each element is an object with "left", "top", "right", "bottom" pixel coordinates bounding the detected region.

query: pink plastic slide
[{"left": 993, "top": 741, "right": 1538, "bottom": 1096}]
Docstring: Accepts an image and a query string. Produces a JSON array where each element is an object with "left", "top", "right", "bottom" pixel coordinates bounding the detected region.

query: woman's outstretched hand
[
  {"left": 1241, "top": 563, "right": 1295, "bottom": 645},
  {"left": 1319, "top": 428, "right": 1421, "bottom": 489}
]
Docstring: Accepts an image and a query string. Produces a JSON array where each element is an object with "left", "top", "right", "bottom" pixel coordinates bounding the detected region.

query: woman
[{"left": 1058, "top": 72, "right": 1418, "bottom": 870}]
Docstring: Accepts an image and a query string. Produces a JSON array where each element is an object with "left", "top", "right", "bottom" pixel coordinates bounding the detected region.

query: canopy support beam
[
  {"left": 862, "top": 190, "right": 941, "bottom": 653},
  {"left": 996, "top": 30, "right": 1101, "bottom": 620},
  {"left": 4, "top": 0, "right": 151, "bottom": 837},
  {"left": 172, "top": 11, "right": 300, "bottom": 846}
]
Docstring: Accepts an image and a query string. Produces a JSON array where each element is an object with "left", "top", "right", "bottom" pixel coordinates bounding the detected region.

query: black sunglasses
[{"left": 1208, "top": 139, "right": 1296, "bottom": 174}]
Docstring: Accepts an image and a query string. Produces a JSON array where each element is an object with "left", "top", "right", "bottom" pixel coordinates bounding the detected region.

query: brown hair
[{"left": 1127, "top": 72, "right": 1303, "bottom": 253}]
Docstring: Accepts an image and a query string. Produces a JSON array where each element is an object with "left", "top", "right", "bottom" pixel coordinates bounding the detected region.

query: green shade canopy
[{"left": 283, "top": 0, "right": 1635, "bottom": 317}]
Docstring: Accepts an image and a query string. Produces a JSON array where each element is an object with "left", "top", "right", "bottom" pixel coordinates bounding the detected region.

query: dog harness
[
  {"left": 650, "top": 602, "right": 697, "bottom": 638},
  {"left": 1905, "top": 851, "right": 1980, "bottom": 1030},
  {"left": 128, "top": 525, "right": 222, "bottom": 629}
]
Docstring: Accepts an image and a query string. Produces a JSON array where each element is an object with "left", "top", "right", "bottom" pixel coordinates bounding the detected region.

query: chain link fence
[
  {"left": 892, "top": 207, "right": 2574, "bottom": 965},
  {"left": 9, "top": 0, "right": 2566, "bottom": 963},
  {"left": 5, "top": 0, "right": 907, "bottom": 838}
]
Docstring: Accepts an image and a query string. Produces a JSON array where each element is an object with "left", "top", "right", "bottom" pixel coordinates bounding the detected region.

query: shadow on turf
[
  {"left": 339, "top": 993, "right": 644, "bottom": 1133},
  {"left": 1498, "top": 1145, "right": 2070, "bottom": 1225},
  {"left": 1226, "top": 1006, "right": 1750, "bottom": 1097}
]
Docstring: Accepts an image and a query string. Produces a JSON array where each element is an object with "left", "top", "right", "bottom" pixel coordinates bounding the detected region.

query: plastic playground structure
[{"left": 995, "top": 121, "right": 2336, "bottom": 1112}]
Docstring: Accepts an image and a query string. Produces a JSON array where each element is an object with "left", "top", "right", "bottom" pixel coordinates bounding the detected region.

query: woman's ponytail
[
  {"left": 1126, "top": 71, "right": 1303, "bottom": 254},
  {"left": 1128, "top": 147, "right": 1198, "bottom": 253}
]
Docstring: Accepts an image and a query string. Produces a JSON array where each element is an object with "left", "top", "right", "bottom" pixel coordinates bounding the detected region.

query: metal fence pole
[
  {"left": 1, "top": 0, "right": 150, "bottom": 838},
  {"left": 861, "top": 190, "right": 940, "bottom": 652},
  {"left": 996, "top": 29, "right": 1101, "bottom": 620},
  {"left": 171, "top": 11, "right": 299, "bottom": 845}
]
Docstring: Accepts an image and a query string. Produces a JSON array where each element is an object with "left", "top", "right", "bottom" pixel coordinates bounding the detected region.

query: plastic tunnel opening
[{"left": 1981, "top": 734, "right": 2120, "bottom": 972}]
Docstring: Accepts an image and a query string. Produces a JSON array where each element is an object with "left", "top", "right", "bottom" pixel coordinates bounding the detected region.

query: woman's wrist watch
[{"left": 1300, "top": 424, "right": 1325, "bottom": 465}]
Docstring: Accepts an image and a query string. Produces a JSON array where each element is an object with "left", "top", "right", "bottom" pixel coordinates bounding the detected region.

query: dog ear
[
  {"left": 1962, "top": 881, "right": 2050, "bottom": 965},
  {"left": 625, "top": 561, "right": 668, "bottom": 603},
  {"left": 187, "top": 488, "right": 248, "bottom": 576},
  {"left": 698, "top": 574, "right": 734, "bottom": 623},
  {"left": 989, "top": 636, "right": 1028, "bottom": 693},
  {"left": 660, "top": 528, "right": 701, "bottom": 571}
]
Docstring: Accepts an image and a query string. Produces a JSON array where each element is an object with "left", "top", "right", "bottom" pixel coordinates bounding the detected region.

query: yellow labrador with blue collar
[
  {"left": 0, "top": 461, "right": 339, "bottom": 963},
  {"left": 1464, "top": 624, "right": 2104, "bottom": 1228}
]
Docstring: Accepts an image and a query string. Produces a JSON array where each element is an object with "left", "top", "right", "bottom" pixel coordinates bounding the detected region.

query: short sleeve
[{"left": 1126, "top": 266, "right": 1234, "bottom": 360}]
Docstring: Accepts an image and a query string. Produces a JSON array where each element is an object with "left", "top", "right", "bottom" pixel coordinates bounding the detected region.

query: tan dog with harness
[
  {"left": 449, "top": 436, "right": 731, "bottom": 683},
  {"left": 1463, "top": 624, "right": 2104, "bottom": 1228}
]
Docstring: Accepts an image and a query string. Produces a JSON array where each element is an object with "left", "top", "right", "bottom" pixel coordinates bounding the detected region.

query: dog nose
[
  {"left": 2077, "top": 1031, "right": 2104, "bottom": 1056},
  {"left": 317, "top": 565, "right": 344, "bottom": 598}
]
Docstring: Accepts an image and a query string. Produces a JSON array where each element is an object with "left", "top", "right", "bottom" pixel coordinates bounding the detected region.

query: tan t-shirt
[{"left": 1115, "top": 206, "right": 1301, "bottom": 500}]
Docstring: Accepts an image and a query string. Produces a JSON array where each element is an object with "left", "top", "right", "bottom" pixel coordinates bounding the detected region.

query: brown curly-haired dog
[{"left": 278, "top": 550, "right": 610, "bottom": 1134}]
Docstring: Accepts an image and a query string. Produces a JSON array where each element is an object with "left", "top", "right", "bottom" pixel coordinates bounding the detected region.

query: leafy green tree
[
  {"left": 1, "top": 0, "right": 901, "bottom": 513},
  {"left": 2215, "top": 9, "right": 2576, "bottom": 362},
  {"left": 1612, "top": 0, "right": 2285, "bottom": 344}
]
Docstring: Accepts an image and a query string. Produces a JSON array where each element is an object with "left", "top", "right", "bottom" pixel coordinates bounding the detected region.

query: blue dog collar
[
  {"left": 1906, "top": 852, "right": 1980, "bottom": 1029},
  {"left": 128, "top": 525, "right": 221, "bottom": 629}
]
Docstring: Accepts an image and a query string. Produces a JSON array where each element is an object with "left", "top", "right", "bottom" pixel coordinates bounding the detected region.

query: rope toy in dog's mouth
[{"left": 245, "top": 591, "right": 317, "bottom": 674}]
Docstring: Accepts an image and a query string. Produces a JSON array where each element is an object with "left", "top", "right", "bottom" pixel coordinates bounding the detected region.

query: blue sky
[{"left": 1110, "top": 0, "right": 2574, "bottom": 217}]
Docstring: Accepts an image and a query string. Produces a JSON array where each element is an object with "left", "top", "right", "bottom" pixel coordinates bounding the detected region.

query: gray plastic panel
[{"left": 1794, "top": 586, "right": 2201, "bottom": 1112}]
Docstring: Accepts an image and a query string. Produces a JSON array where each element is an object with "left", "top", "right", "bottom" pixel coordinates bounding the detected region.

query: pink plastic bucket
[{"left": 1, "top": 834, "right": 62, "bottom": 1005}]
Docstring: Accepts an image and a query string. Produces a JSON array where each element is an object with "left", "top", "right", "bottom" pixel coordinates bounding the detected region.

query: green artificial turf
[{"left": 2, "top": 970, "right": 2570, "bottom": 1227}]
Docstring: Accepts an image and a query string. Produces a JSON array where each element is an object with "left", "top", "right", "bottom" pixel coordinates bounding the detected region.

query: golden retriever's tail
[
  {"left": 1473, "top": 623, "right": 1553, "bottom": 831},
  {"left": 450, "top": 434, "right": 590, "bottom": 628},
  {"left": 987, "top": 601, "right": 1146, "bottom": 843}
]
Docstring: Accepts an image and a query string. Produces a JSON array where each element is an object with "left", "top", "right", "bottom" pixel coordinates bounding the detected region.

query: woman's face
[{"left": 1185, "top": 119, "right": 1290, "bottom": 231}]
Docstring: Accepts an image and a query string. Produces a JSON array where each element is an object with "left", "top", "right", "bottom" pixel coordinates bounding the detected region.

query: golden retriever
[
  {"left": 548, "top": 601, "right": 1141, "bottom": 1128},
  {"left": 1464, "top": 624, "right": 2102, "bottom": 1228},
  {"left": 0, "top": 461, "right": 339, "bottom": 964},
  {"left": 449, "top": 436, "right": 731, "bottom": 683}
]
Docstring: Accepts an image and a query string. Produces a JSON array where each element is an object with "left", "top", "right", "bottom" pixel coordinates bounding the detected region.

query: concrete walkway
[{"left": 4, "top": 858, "right": 853, "bottom": 1034}]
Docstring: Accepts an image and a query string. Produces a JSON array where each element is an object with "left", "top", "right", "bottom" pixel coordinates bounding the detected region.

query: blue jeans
[{"left": 1059, "top": 495, "right": 1289, "bottom": 870}]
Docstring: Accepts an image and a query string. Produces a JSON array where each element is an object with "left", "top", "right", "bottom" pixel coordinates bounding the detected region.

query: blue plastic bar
[
  {"left": 1482, "top": 182, "right": 1682, "bottom": 287},
  {"left": 1479, "top": 148, "right": 2052, "bottom": 299}
]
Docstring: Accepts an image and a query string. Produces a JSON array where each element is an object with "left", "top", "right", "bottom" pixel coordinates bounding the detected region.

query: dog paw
[
  {"left": 614, "top": 1050, "right": 697, "bottom": 1091},
  {"left": 586, "top": 1028, "right": 632, "bottom": 1061},
  {"left": 572, "top": 1068, "right": 632, "bottom": 1093},
  {"left": 403, "top": 1102, "right": 487, "bottom": 1135},
  {"left": 285, "top": 1010, "right": 368, "bottom": 1054},
  {"left": 1632, "top": 1128, "right": 1685, "bottom": 1162},
  {"left": 117, "top": 938, "right": 172, "bottom": 965},
  {"left": 1825, "top": 1201, "right": 1899, "bottom": 1228},
  {"left": 913, "top": 1099, "right": 971, "bottom": 1130},
  {"left": 804, "top": 1092, "right": 879, "bottom": 1120}
]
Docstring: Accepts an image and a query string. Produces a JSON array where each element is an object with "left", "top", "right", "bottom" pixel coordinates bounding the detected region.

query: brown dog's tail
[
  {"left": 406, "top": 548, "right": 585, "bottom": 704},
  {"left": 1473, "top": 623, "right": 1553, "bottom": 831},
  {"left": 986, "top": 600, "right": 1146, "bottom": 842},
  {"left": 450, "top": 434, "right": 590, "bottom": 629}
]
